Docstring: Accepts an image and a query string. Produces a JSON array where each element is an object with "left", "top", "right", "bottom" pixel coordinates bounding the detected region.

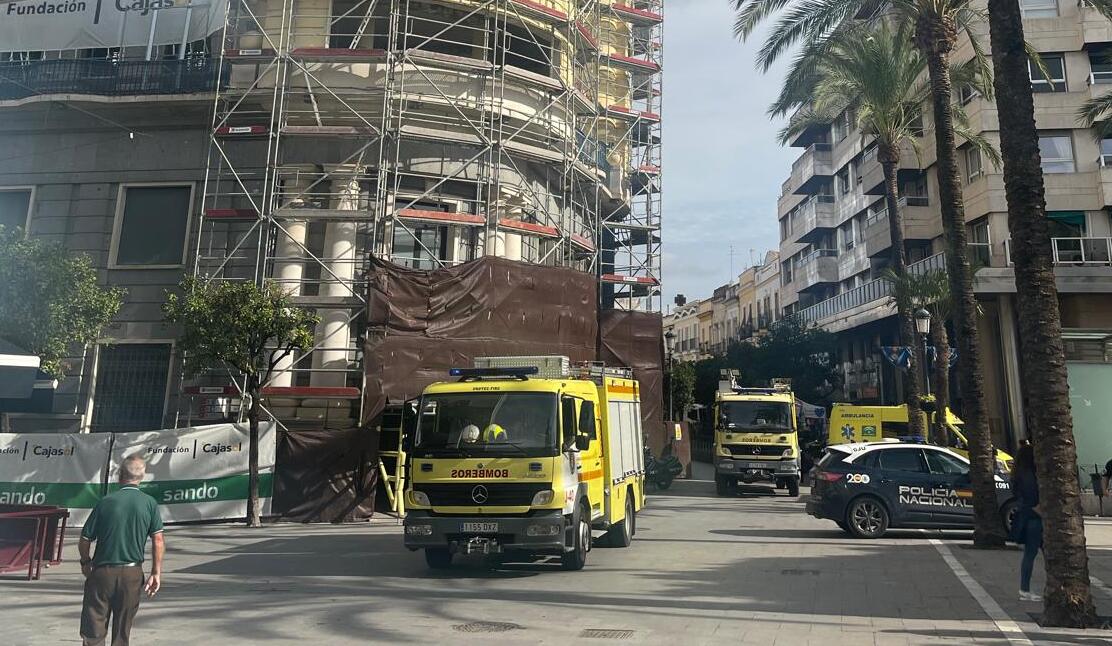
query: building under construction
[
  {"left": 0, "top": 0, "right": 662, "bottom": 467},
  {"left": 196, "top": 0, "right": 663, "bottom": 425}
]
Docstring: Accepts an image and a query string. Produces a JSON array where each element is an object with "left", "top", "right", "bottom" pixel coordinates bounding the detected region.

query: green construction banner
[
  {"left": 0, "top": 432, "right": 113, "bottom": 524},
  {"left": 110, "top": 423, "right": 276, "bottom": 523}
]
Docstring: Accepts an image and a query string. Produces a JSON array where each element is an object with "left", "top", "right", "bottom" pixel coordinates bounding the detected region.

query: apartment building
[
  {"left": 0, "top": 0, "right": 664, "bottom": 432},
  {"left": 776, "top": 1, "right": 1112, "bottom": 460}
]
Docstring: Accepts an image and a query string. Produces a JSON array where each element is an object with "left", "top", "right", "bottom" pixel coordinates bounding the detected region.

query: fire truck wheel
[
  {"left": 561, "top": 502, "right": 591, "bottom": 570},
  {"left": 787, "top": 478, "right": 800, "bottom": 497},
  {"left": 424, "top": 548, "right": 453, "bottom": 569},
  {"left": 601, "top": 496, "right": 634, "bottom": 548}
]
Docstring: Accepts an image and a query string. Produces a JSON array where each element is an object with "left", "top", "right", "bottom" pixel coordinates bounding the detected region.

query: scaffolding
[{"left": 192, "top": 0, "right": 663, "bottom": 429}]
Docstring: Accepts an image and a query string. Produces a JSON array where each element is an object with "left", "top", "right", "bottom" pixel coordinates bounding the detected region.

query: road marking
[{"left": 930, "top": 539, "right": 1033, "bottom": 646}]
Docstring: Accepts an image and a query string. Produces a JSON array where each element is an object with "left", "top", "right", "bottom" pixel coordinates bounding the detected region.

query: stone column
[
  {"left": 310, "top": 167, "right": 360, "bottom": 389},
  {"left": 269, "top": 164, "right": 315, "bottom": 389}
]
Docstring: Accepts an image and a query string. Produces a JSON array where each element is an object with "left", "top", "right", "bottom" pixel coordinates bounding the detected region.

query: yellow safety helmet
[{"left": 482, "top": 424, "right": 507, "bottom": 442}]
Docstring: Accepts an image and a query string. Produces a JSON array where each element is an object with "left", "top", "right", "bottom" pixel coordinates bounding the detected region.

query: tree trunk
[
  {"left": 881, "top": 150, "right": 926, "bottom": 440},
  {"left": 986, "top": 0, "right": 1096, "bottom": 626},
  {"left": 916, "top": 14, "right": 1006, "bottom": 548},
  {"left": 931, "top": 320, "right": 951, "bottom": 446},
  {"left": 246, "top": 373, "right": 262, "bottom": 528}
]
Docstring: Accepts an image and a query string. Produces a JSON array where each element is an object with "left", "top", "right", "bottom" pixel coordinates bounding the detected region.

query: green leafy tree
[
  {"left": 0, "top": 228, "right": 124, "bottom": 378},
  {"left": 668, "top": 361, "right": 696, "bottom": 421},
  {"left": 164, "top": 277, "right": 317, "bottom": 527},
  {"left": 735, "top": 0, "right": 1007, "bottom": 551}
]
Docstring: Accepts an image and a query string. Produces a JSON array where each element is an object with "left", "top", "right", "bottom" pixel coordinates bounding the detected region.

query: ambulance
[
  {"left": 402, "top": 356, "right": 645, "bottom": 570},
  {"left": 713, "top": 379, "right": 802, "bottom": 497},
  {"left": 827, "top": 404, "right": 1014, "bottom": 472}
]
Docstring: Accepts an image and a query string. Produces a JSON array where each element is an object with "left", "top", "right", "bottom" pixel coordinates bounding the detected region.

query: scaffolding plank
[
  {"left": 574, "top": 22, "right": 599, "bottom": 50},
  {"left": 612, "top": 4, "right": 664, "bottom": 24},
  {"left": 508, "top": 0, "right": 569, "bottom": 23},
  {"left": 601, "top": 273, "right": 659, "bottom": 285},
  {"left": 397, "top": 209, "right": 485, "bottom": 226},
  {"left": 281, "top": 125, "right": 374, "bottom": 136},
  {"left": 289, "top": 47, "right": 387, "bottom": 61},
  {"left": 570, "top": 233, "right": 596, "bottom": 251},
  {"left": 499, "top": 218, "right": 560, "bottom": 238},
  {"left": 402, "top": 49, "right": 494, "bottom": 72},
  {"left": 603, "top": 220, "right": 659, "bottom": 231},
  {"left": 288, "top": 295, "right": 364, "bottom": 307},
  {"left": 502, "top": 139, "right": 565, "bottom": 163},
  {"left": 274, "top": 207, "right": 377, "bottom": 220},
  {"left": 398, "top": 124, "right": 484, "bottom": 146},
  {"left": 501, "top": 64, "right": 565, "bottom": 92},
  {"left": 223, "top": 48, "right": 277, "bottom": 59},
  {"left": 216, "top": 125, "right": 269, "bottom": 136},
  {"left": 184, "top": 385, "right": 361, "bottom": 399},
  {"left": 600, "top": 53, "right": 661, "bottom": 73}
]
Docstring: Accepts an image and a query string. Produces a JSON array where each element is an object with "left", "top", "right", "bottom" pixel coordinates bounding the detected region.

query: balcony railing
[
  {"left": 1004, "top": 237, "right": 1112, "bottom": 266},
  {"left": 0, "top": 58, "right": 224, "bottom": 100},
  {"left": 793, "top": 252, "right": 946, "bottom": 326}
]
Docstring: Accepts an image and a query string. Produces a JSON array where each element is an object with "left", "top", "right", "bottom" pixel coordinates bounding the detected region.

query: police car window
[
  {"left": 877, "top": 448, "right": 926, "bottom": 473},
  {"left": 856, "top": 451, "right": 879, "bottom": 469},
  {"left": 925, "top": 450, "right": 968, "bottom": 475}
]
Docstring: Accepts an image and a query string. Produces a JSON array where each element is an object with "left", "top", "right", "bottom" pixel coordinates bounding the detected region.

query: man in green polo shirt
[{"left": 78, "top": 454, "right": 165, "bottom": 646}]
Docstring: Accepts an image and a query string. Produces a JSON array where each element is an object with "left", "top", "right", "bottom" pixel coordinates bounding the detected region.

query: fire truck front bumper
[{"left": 404, "top": 510, "right": 568, "bottom": 554}]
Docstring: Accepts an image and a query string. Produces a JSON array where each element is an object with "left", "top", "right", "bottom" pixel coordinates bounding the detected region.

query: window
[
  {"left": 0, "top": 188, "right": 32, "bottom": 233},
  {"left": 90, "top": 344, "right": 172, "bottom": 433},
  {"left": 925, "top": 450, "right": 969, "bottom": 475},
  {"left": 958, "top": 85, "right": 980, "bottom": 105},
  {"left": 968, "top": 220, "right": 992, "bottom": 266},
  {"left": 1029, "top": 54, "right": 1066, "bottom": 93},
  {"left": 1089, "top": 48, "right": 1112, "bottom": 84},
  {"left": 1102, "top": 138, "right": 1112, "bottom": 166},
  {"left": 393, "top": 224, "right": 448, "bottom": 270},
  {"left": 1038, "top": 133, "right": 1075, "bottom": 173},
  {"left": 1047, "top": 211, "right": 1087, "bottom": 237},
  {"left": 832, "top": 112, "right": 850, "bottom": 142},
  {"left": 111, "top": 185, "right": 192, "bottom": 267},
  {"left": 837, "top": 167, "right": 851, "bottom": 197},
  {"left": 965, "top": 147, "right": 983, "bottom": 182},
  {"left": 1020, "top": 0, "right": 1058, "bottom": 17},
  {"left": 877, "top": 448, "right": 927, "bottom": 473}
]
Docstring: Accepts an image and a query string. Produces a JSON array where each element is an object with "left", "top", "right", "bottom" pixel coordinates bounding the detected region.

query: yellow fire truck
[
  {"left": 403, "top": 356, "right": 646, "bottom": 570},
  {"left": 713, "top": 379, "right": 802, "bottom": 497}
]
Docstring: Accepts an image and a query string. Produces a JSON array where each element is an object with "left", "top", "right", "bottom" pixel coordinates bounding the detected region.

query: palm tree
[
  {"left": 736, "top": 0, "right": 1007, "bottom": 547},
  {"left": 777, "top": 24, "right": 933, "bottom": 437}
]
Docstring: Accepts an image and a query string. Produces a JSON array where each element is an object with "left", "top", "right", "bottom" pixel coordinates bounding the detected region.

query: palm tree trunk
[
  {"left": 882, "top": 151, "right": 926, "bottom": 440},
  {"left": 931, "top": 321, "right": 950, "bottom": 445},
  {"left": 916, "top": 14, "right": 1006, "bottom": 548},
  {"left": 986, "top": 0, "right": 1096, "bottom": 626},
  {"left": 247, "top": 373, "right": 261, "bottom": 528}
]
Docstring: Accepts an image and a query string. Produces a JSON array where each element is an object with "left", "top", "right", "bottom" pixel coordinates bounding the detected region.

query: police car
[{"left": 806, "top": 440, "right": 1015, "bottom": 538}]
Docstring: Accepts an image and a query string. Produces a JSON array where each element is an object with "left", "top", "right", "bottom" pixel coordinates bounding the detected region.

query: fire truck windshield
[
  {"left": 414, "top": 392, "right": 559, "bottom": 457},
  {"left": 719, "top": 401, "right": 793, "bottom": 433}
]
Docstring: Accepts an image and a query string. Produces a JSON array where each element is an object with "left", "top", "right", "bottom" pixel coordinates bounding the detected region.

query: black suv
[{"left": 807, "top": 442, "right": 1016, "bottom": 538}]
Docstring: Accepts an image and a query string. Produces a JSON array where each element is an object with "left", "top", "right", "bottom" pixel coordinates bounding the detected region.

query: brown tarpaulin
[
  {"left": 363, "top": 256, "right": 598, "bottom": 423},
  {"left": 272, "top": 429, "right": 379, "bottom": 522},
  {"left": 599, "top": 309, "right": 665, "bottom": 452}
]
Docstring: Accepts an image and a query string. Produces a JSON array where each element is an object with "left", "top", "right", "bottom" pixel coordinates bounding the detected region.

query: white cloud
[{"left": 660, "top": 0, "right": 796, "bottom": 307}]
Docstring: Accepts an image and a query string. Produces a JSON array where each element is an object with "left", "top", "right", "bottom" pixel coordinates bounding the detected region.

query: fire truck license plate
[
  {"left": 745, "top": 462, "right": 768, "bottom": 470},
  {"left": 462, "top": 522, "right": 498, "bottom": 533}
]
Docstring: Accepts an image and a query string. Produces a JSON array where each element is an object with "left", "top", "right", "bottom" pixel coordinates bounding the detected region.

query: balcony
[
  {"left": 793, "top": 195, "right": 838, "bottom": 244},
  {"left": 789, "top": 143, "right": 833, "bottom": 195},
  {"left": 0, "top": 58, "right": 224, "bottom": 101},
  {"left": 796, "top": 248, "right": 839, "bottom": 291},
  {"left": 1004, "top": 238, "right": 1112, "bottom": 266},
  {"left": 856, "top": 146, "right": 923, "bottom": 196},
  {"left": 863, "top": 196, "right": 936, "bottom": 258},
  {"left": 1081, "top": 5, "right": 1112, "bottom": 45}
]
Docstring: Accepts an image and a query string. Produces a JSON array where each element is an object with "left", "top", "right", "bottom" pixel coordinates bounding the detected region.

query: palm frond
[
  {"left": 1078, "top": 91, "right": 1112, "bottom": 140},
  {"left": 756, "top": 0, "right": 868, "bottom": 71},
  {"left": 1079, "top": 0, "right": 1112, "bottom": 24}
]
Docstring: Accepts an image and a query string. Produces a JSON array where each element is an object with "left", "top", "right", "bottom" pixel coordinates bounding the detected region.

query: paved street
[{"left": 5, "top": 469, "right": 1112, "bottom": 645}]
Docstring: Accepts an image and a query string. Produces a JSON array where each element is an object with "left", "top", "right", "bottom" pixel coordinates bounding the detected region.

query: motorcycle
[{"left": 644, "top": 445, "right": 684, "bottom": 490}]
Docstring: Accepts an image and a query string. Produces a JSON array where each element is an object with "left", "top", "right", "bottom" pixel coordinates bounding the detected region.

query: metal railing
[
  {"left": 794, "top": 252, "right": 946, "bottom": 326},
  {"left": 0, "top": 58, "right": 223, "bottom": 100},
  {"left": 1004, "top": 237, "right": 1112, "bottom": 266}
]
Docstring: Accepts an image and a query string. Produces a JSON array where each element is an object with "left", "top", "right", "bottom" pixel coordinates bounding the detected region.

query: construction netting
[
  {"left": 362, "top": 256, "right": 600, "bottom": 424},
  {"left": 598, "top": 309, "right": 665, "bottom": 451}
]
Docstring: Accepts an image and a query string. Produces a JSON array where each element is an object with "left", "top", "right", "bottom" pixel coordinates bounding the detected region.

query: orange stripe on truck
[
  {"left": 577, "top": 470, "right": 603, "bottom": 482},
  {"left": 607, "top": 384, "right": 637, "bottom": 395}
]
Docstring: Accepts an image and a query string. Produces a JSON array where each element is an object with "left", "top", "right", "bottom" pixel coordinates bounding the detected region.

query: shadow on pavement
[{"left": 888, "top": 627, "right": 1111, "bottom": 644}]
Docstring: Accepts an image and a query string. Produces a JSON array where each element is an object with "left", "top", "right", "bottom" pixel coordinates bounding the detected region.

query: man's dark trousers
[{"left": 81, "top": 565, "right": 144, "bottom": 646}]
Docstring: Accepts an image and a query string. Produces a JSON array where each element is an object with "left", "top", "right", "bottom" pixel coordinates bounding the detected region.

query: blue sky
[{"left": 661, "top": 0, "right": 795, "bottom": 309}]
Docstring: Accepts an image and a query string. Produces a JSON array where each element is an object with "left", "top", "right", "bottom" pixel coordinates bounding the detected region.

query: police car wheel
[
  {"left": 424, "top": 548, "right": 453, "bottom": 569},
  {"left": 1001, "top": 500, "right": 1018, "bottom": 535},
  {"left": 846, "top": 497, "right": 889, "bottom": 539}
]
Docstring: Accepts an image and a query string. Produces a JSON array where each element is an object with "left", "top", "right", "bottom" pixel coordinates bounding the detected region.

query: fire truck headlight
[
  {"left": 526, "top": 523, "right": 561, "bottom": 537},
  {"left": 781, "top": 448, "right": 794, "bottom": 458},
  {"left": 531, "top": 490, "right": 555, "bottom": 506},
  {"left": 405, "top": 524, "right": 433, "bottom": 536},
  {"left": 718, "top": 445, "right": 731, "bottom": 456},
  {"left": 409, "top": 490, "right": 430, "bottom": 506}
]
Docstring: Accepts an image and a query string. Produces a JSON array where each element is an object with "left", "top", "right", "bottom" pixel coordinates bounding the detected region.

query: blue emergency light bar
[{"left": 449, "top": 366, "right": 539, "bottom": 378}]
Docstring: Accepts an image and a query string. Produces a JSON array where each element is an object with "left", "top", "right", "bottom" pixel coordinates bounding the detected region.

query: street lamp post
[
  {"left": 664, "top": 329, "right": 676, "bottom": 421},
  {"left": 914, "top": 308, "right": 931, "bottom": 396}
]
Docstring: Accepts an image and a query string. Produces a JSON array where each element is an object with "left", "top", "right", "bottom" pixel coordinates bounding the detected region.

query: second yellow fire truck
[{"left": 403, "top": 356, "right": 646, "bottom": 570}]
